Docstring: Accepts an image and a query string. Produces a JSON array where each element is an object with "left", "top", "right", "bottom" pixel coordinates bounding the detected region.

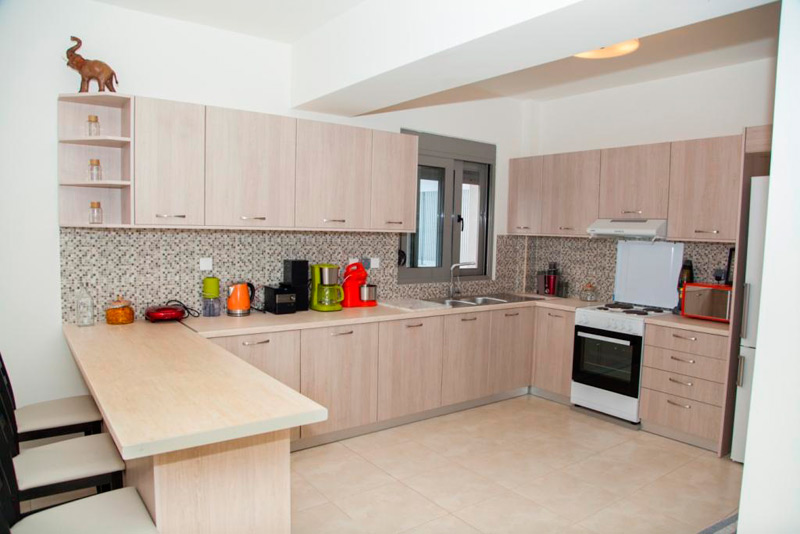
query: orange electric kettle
[{"left": 227, "top": 282, "right": 255, "bottom": 317}]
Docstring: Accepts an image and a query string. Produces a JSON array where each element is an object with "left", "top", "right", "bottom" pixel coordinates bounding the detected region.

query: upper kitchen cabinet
[
  {"left": 295, "top": 120, "right": 372, "bottom": 230},
  {"left": 134, "top": 97, "right": 205, "bottom": 225},
  {"left": 370, "top": 130, "right": 418, "bottom": 232},
  {"left": 599, "top": 143, "right": 671, "bottom": 219},
  {"left": 540, "top": 150, "right": 601, "bottom": 236},
  {"left": 507, "top": 156, "right": 543, "bottom": 235},
  {"left": 667, "top": 135, "right": 743, "bottom": 241},
  {"left": 205, "top": 107, "right": 296, "bottom": 227}
]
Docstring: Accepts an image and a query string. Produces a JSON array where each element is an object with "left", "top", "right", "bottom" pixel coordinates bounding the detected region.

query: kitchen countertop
[
  {"left": 62, "top": 321, "right": 327, "bottom": 460},
  {"left": 644, "top": 313, "right": 731, "bottom": 336}
]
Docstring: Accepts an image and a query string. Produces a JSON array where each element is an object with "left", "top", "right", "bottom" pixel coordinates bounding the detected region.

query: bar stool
[{"left": 0, "top": 354, "right": 101, "bottom": 442}]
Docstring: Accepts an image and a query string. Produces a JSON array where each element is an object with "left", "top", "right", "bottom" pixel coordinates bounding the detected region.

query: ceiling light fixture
[{"left": 574, "top": 38, "right": 640, "bottom": 59}]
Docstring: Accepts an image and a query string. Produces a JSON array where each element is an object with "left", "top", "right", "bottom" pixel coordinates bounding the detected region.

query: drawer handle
[
  {"left": 386, "top": 221, "right": 404, "bottom": 225},
  {"left": 461, "top": 317, "right": 478, "bottom": 322},
  {"left": 668, "top": 377, "right": 693, "bottom": 387},
  {"left": 505, "top": 312, "right": 520, "bottom": 317},
  {"left": 242, "top": 339, "right": 270, "bottom": 346},
  {"left": 559, "top": 226, "right": 574, "bottom": 230},
  {"left": 672, "top": 333, "right": 698, "bottom": 341},
  {"left": 156, "top": 214, "right": 186, "bottom": 218},
  {"left": 670, "top": 355, "right": 696, "bottom": 364},
  {"left": 323, "top": 218, "right": 346, "bottom": 223},
  {"left": 516, "top": 226, "right": 530, "bottom": 230},
  {"left": 621, "top": 210, "right": 643, "bottom": 214},
  {"left": 667, "top": 399, "right": 691, "bottom": 409},
  {"left": 694, "top": 229, "right": 720, "bottom": 234},
  {"left": 737, "top": 355, "right": 745, "bottom": 388},
  {"left": 548, "top": 313, "right": 563, "bottom": 318},
  {"left": 331, "top": 330, "right": 354, "bottom": 336},
  {"left": 406, "top": 323, "right": 424, "bottom": 328},
  {"left": 240, "top": 216, "right": 267, "bottom": 221}
]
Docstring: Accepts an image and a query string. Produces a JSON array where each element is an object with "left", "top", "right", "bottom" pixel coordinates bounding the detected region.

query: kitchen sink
[{"left": 425, "top": 293, "right": 545, "bottom": 308}]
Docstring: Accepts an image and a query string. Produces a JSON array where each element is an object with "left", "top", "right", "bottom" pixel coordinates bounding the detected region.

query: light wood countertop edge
[{"left": 644, "top": 315, "right": 730, "bottom": 336}]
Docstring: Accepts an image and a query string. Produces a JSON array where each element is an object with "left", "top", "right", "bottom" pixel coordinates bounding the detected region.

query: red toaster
[{"left": 145, "top": 305, "right": 187, "bottom": 322}]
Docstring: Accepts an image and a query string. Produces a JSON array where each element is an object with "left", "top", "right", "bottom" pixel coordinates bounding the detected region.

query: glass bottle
[
  {"left": 76, "top": 285, "right": 95, "bottom": 327},
  {"left": 88, "top": 159, "right": 102, "bottom": 181},
  {"left": 86, "top": 114, "right": 100, "bottom": 136},
  {"left": 89, "top": 201, "right": 103, "bottom": 224}
]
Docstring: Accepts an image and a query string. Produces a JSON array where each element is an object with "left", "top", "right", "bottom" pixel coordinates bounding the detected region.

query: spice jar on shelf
[
  {"left": 106, "top": 296, "right": 134, "bottom": 325},
  {"left": 88, "top": 159, "right": 102, "bottom": 181},
  {"left": 89, "top": 201, "right": 103, "bottom": 224},
  {"left": 579, "top": 282, "right": 598, "bottom": 302},
  {"left": 86, "top": 114, "right": 100, "bottom": 136}
]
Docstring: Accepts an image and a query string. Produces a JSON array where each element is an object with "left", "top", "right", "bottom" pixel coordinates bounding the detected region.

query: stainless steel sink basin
[{"left": 425, "top": 293, "right": 546, "bottom": 308}]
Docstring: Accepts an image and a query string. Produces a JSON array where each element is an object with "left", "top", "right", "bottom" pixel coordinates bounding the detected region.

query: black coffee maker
[{"left": 283, "top": 260, "right": 309, "bottom": 311}]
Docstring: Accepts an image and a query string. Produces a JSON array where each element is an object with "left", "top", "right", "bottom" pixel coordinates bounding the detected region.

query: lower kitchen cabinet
[
  {"left": 300, "top": 323, "right": 379, "bottom": 438},
  {"left": 488, "top": 308, "right": 534, "bottom": 394},
  {"left": 209, "top": 331, "right": 301, "bottom": 439},
  {"left": 441, "top": 312, "right": 492, "bottom": 406},
  {"left": 532, "top": 308, "right": 575, "bottom": 397},
  {"left": 377, "top": 317, "right": 444, "bottom": 421}
]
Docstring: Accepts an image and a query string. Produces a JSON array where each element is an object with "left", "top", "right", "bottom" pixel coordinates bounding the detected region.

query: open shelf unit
[{"left": 58, "top": 93, "right": 134, "bottom": 227}]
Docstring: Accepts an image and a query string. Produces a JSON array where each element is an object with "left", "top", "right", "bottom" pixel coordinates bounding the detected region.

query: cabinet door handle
[
  {"left": 668, "top": 377, "right": 693, "bottom": 387},
  {"left": 505, "top": 312, "right": 520, "bottom": 317},
  {"left": 516, "top": 226, "right": 530, "bottom": 230},
  {"left": 672, "top": 333, "right": 697, "bottom": 341},
  {"left": 406, "top": 323, "right": 423, "bottom": 328},
  {"left": 741, "top": 283, "right": 751, "bottom": 336},
  {"left": 156, "top": 214, "right": 186, "bottom": 218},
  {"left": 548, "top": 313, "right": 563, "bottom": 318},
  {"left": 694, "top": 229, "right": 720, "bottom": 234},
  {"left": 558, "top": 226, "right": 574, "bottom": 231},
  {"left": 386, "top": 221, "right": 404, "bottom": 225},
  {"left": 667, "top": 399, "right": 691, "bottom": 409},
  {"left": 242, "top": 339, "right": 270, "bottom": 346},
  {"left": 461, "top": 317, "right": 478, "bottom": 322},
  {"left": 323, "top": 218, "right": 346, "bottom": 223},
  {"left": 331, "top": 330, "right": 354, "bottom": 336},
  {"left": 240, "top": 216, "right": 267, "bottom": 221},
  {"left": 670, "top": 355, "right": 696, "bottom": 364},
  {"left": 621, "top": 210, "right": 643, "bottom": 215},
  {"left": 737, "top": 355, "right": 745, "bottom": 387}
]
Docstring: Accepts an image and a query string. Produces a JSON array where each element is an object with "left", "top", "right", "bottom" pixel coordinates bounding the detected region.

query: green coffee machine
[{"left": 310, "top": 264, "right": 344, "bottom": 312}]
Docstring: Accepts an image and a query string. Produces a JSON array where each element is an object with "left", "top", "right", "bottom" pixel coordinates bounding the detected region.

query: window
[{"left": 398, "top": 132, "right": 495, "bottom": 284}]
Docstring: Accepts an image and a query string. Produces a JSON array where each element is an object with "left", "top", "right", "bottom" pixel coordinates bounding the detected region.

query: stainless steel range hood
[{"left": 587, "top": 219, "right": 667, "bottom": 239}]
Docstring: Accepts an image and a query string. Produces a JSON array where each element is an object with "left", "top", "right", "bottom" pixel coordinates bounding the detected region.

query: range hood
[{"left": 587, "top": 218, "right": 667, "bottom": 239}]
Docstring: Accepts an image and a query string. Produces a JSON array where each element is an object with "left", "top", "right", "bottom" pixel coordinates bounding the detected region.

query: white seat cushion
[
  {"left": 15, "top": 395, "right": 101, "bottom": 434},
  {"left": 13, "top": 433, "right": 124, "bottom": 491},
  {"left": 11, "top": 487, "right": 157, "bottom": 534}
]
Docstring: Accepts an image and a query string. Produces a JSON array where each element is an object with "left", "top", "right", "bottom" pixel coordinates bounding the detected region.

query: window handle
[{"left": 456, "top": 214, "right": 464, "bottom": 232}]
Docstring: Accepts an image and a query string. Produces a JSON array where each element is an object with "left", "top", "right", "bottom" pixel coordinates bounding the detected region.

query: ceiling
[
  {"left": 371, "top": 2, "right": 779, "bottom": 113},
  {"left": 93, "top": 0, "right": 368, "bottom": 43}
]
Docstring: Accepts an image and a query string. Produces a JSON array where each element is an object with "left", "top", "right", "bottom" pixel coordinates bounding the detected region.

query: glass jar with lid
[
  {"left": 86, "top": 114, "right": 100, "bottom": 136},
  {"left": 75, "top": 284, "right": 95, "bottom": 327},
  {"left": 88, "top": 159, "right": 102, "bottom": 181},
  {"left": 106, "top": 296, "right": 134, "bottom": 325},
  {"left": 89, "top": 201, "right": 103, "bottom": 224},
  {"left": 579, "top": 283, "right": 598, "bottom": 302}
]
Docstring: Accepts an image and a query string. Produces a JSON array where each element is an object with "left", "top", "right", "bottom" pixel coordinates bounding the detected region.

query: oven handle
[{"left": 577, "top": 331, "right": 631, "bottom": 346}]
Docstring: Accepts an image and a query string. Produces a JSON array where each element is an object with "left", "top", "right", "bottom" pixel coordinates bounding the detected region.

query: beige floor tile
[
  {"left": 510, "top": 435, "right": 596, "bottom": 469},
  {"left": 414, "top": 425, "right": 508, "bottom": 459},
  {"left": 333, "top": 481, "right": 448, "bottom": 534},
  {"left": 341, "top": 425, "right": 416, "bottom": 456},
  {"left": 664, "top": 455, "right": 744, "bottom": 503},
  {"left": 298, "top": 454, "right": 396, "bottom": 500},
  {"left": 453, "top": 446, "right": 555, "bottom": 489},
  {"left": 358, "top": 441, "right": 456, "bottom": 480},
  {"left": 628, "top": 475, "right": 739, "bottom": 530},
  {"left": 291, "top": 471, "right": 329, "bottom": 512},
  {"left": 631, "top": 430, "right": 708, "bottom": 457},
  {"left": 291, "top": 502, "right": 370, "bottom": 534},
  {"left": 291, "top": 442, "right": 360, "bottom": 474},
  {"left": 401, "top": 514, "right": 482, "bottom": 533},
  {"left": 402, "top": 465, "right": 510, "bottom": 512},
  {"left": 578, "top": 498, "right": 696, "bottom": 534},
  {"left": 599, "top": 438, "right": 697, "bottom": 472},
  {"left": 455, "top": 493, "right": 572, "bottom": 533},
  {"left": 562, "top": 455, "right": 673, "bottom": 496},
  {"left": 548, "top": 420, "right": 633, "bottom": 451},
  {"left": 514, "top": 470, "right": 619, "bottom": 522}
]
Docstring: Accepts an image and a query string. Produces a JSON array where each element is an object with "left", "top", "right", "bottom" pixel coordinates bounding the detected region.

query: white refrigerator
[{"left": 731, "top": 176, "right": 769, "bottom": 463}]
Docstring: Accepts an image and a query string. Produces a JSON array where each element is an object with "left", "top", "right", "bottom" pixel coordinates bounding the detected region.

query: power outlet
[
  {"left": 360, "top": 257, "right": 372, "bottom": 269},
  {"left": 199, "top": 257, "right": 213, "bottom": 271},
  {"left": 370, "top": 257, "right": 381, "bottom": 269}
]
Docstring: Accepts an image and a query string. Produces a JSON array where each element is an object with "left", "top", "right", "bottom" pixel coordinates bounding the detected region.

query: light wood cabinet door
[
  {"left": 507, "top": 157, "right": 543, "bottom": 235},
  {"left": 371, "top": 130, "right": 418, "bottom": 232},
  {"left": 532, "top": 308, "right": 575, "bottom": 397},
  {"left": 667, "top": 135, "right": 742, "bottom": 241},
  {"left": 540, "top": 150, "right": 601, "bottom": 235},
  {"left": 441, "top": 312, "right": 492, "bottom": 406},
  {"left": 210, "top": 331, "right": 301, "bottom": 439},
  {"left": 488, "top": 308, "right": 534, "bottom": 394},
  {"left": 300, "top": 324, "right": 379, "bottom": 437},
  {"left": 599, "top": 143, "right": 670, "bottom": 219},
  {"left": 377, "top": 317, "right": 444, "bottom": 421},
  {"left": 134, "top": 97, "right": 205, "bottom": 225},
  {"left": 295, "top": 120, "right": 372, "bottom": 230},
  {"left": 205, "top": 107, "right": 296, "bottom": 227}
]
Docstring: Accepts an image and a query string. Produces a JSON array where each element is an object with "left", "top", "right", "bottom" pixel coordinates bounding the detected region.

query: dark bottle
[{"left": 674, "top": 260, "right": 695, "bottom": 314}]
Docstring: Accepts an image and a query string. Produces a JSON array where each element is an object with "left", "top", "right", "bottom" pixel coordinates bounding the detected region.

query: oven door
[{"left": 572, "top": 325, "right": 643, "bottom": 398}]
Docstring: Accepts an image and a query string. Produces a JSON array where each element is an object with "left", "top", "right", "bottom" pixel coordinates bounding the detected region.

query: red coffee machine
[{"left": 342, "top": 262, "right": 377, "bottom": 307}]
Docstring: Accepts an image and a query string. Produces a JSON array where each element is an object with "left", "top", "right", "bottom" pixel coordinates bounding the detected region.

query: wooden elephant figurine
[{"left": 66, "top": 36, "right": 118, "bottom": 92}]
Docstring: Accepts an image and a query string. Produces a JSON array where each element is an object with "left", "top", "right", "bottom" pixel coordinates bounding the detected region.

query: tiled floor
[{"left": 291, "top": 395, "right": 742, "bottom": 534}]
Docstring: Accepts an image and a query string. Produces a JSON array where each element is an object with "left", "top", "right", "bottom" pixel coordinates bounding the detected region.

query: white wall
[
  {"left": 738, "top": 1, "right": 800, "bottom": 531},
  {"left": 529, "top": 57, "right": 776, "bottom": 154},
  {"left": 0, "top": 0, "right": 524, "bottom": 405}
]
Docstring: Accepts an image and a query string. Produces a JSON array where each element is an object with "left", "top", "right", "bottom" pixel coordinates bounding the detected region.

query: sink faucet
[{"left": 449, "top": 262, "right": 476, "bottom": 298}]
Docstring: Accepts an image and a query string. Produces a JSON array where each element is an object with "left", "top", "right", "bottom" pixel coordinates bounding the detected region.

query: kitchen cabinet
[
  {"left": 205, "top": 107, "right": 296, "bottom": 227},
  {"left": 377, "top": 316, "right": 444, "bottom": 421},
  {"left": 370, "top": 130, "right": 419, "bottom": 232},
  {"left": 667, "top": 135, "right": 742, "bottom": 241},
  {"left": 488, "top": 308, "right": 534, "bottom": 394},
  {"left": 210, "top": 331, "right": 301, "bottom": 439},
  {"left": 441, "top": 312, "right": 492, "bottom": 406},
  {"left": 540, "top": 150, "right": 601, "bottom": 236},
  {"left": 507, "top": 156, "right": 543, "bottom": 234},
  {"left": 295, "top": 120, "right": 373, "bottom": 230},
  {"left": 134, "top": 97, "right": 205, "bottom": 225},
  {"left": 532, "top": 308, "right": 575, "bottom": 397},
  {"left": 599, "top": 143, "right": 670, "bottom": 219},
  {"left": 300, "top": 323, "right": 379, "bottom": 437}
]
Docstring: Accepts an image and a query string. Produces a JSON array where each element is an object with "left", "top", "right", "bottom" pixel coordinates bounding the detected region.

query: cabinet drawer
[
  {"left": 645, "top": 325, "right": 728, "bottom": 359},
  {"left": 641, "top": 388, "right": 722, "bottom": 443},
  {"left": 642, "top": 367, "right": 725, "bottom": 407},
  {"left": 643, "top": 346, "right": 727, "bottom": 382}
]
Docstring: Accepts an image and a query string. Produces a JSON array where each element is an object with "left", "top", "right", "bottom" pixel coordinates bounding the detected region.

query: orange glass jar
[{"left": 106, "top": 296, "right": 134, "bottom": 325}]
